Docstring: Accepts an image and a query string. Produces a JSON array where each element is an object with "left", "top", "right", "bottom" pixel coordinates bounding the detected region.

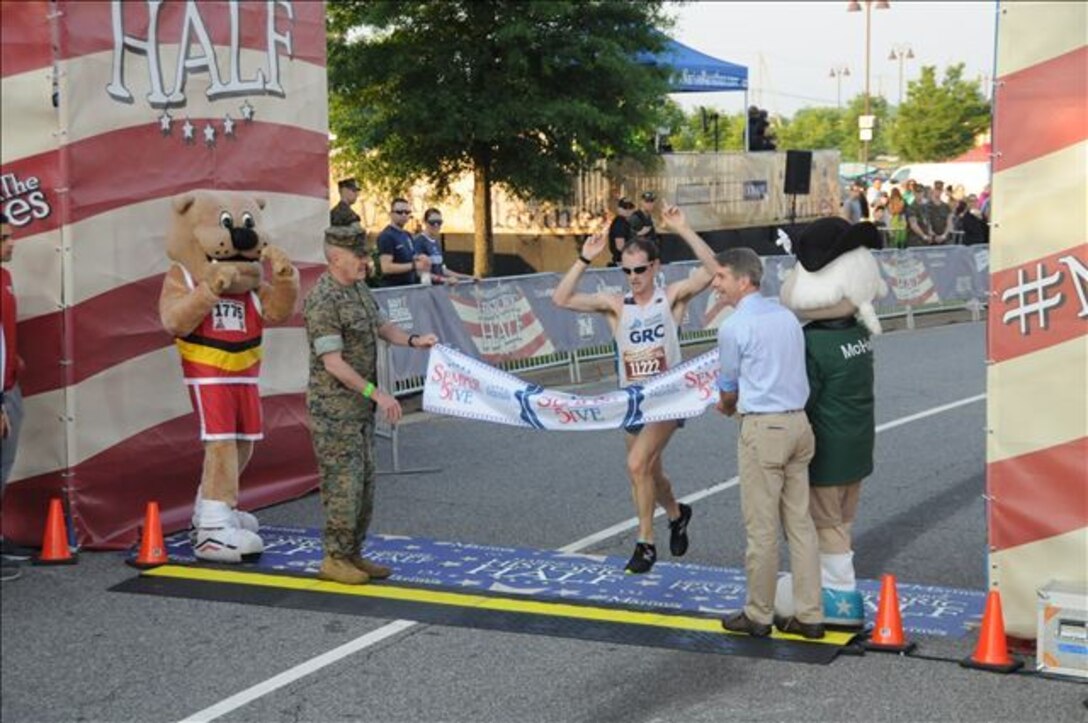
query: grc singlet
[{"left": 615, "top": 288, "right": 681, "bottom": 387}]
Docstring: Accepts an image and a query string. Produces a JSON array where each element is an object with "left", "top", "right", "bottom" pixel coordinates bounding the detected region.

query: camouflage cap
[{"left": 324, "top": 222, "right": 367, "bottom": 254}]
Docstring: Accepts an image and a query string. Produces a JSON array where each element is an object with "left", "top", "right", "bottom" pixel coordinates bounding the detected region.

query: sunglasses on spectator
[
  {"left": 622, "top": 265, "right": 651, "bottom": 275},
  {"left": 392, "top": 208, "right": 411, "bottom": 215},
  {"left": 427, "top": 218, "right": 443, "bottom": 226}
]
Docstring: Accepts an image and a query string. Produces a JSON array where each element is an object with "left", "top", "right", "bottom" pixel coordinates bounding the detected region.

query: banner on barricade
[
  {"left": 423, "top": 344, "right": 719, "bottom": 430},
  {"left": 446, "top": 280, "right": 557, "bottom": 363}
]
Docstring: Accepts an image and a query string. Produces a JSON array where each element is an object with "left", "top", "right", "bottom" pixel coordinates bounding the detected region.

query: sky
[{"left": 667, "top": 0, "right": 997, "bottom": 117}]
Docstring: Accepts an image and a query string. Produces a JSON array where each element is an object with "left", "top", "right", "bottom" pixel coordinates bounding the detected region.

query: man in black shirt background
[
  {"left": 630, "top": 191, "right": 658, "bottom": 243},
  {"left": 606, "top": 197, "right": 636, "bottom": 266}
]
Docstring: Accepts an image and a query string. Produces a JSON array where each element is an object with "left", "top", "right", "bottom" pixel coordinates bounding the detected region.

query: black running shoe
[
  {"left": 668, "top": 503, "right": 692, "bottom": 557},
  {"left": 624, "top": 542, "right": 657, "bottom": 574}
]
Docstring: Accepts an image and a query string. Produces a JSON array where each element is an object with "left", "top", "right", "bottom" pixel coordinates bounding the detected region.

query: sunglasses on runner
[
  {"left": 427, "top": 218, "right": 443, "bottom": 226},
  {"left": 622, "top": 265, "right": 650, "bottom": 275}
]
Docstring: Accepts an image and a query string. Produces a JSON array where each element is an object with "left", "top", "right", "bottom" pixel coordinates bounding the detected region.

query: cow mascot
[
  {"left": 159, "top": 190, "right": 299, "bottom": 562},
  {"left": 775, "top": 217, "right": 887, "bottom": 629}
]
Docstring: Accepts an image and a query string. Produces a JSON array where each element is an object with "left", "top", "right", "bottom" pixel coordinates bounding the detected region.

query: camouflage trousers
[{"left": 310, "top": 414, "right": 376, "bottom": 558}]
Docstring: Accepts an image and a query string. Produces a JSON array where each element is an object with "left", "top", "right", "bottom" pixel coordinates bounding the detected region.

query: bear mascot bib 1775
[
  {"left": 775, "top": 217, "right": 887, "bottom": 629},
  {"left": 159, "top": 190, "right": 299, "bottom": 562}
]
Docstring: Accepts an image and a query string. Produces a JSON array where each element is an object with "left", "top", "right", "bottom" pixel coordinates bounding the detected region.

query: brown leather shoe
[
  {"left": 349, "top": 554, "right": 391, "bottom": 580},
  {"left": 774, "top": 615, "right": 826, "bottom": 639},
  {"left": 721, "top": 611, "right": 771, "bottom": 638},
  {"left": 317, "top": 556, "right": 369, "bottom": 585}
]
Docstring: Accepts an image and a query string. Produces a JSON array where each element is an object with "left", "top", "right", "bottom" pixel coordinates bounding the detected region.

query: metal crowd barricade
[{"left": 375, "top": 339, "right": 441, "bottom": 475}]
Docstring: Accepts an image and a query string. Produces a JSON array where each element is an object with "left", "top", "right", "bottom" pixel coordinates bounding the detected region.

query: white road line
[
  {"left": 179, "top": 620, "right": 416, "bottom": 723},
  {"left": 180, "top": 391, "right": 986, "bottom": 722},
  {"left": 558, "top": 477, "right": 741, "bottom": 554},
  {"left": 874, "top": 393, "right": 986, "bottom": 433}
]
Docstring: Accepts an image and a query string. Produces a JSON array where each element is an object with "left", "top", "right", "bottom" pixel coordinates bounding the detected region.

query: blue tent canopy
[{"left": 641, "top": 39, "right": 748, "bottom": 93}]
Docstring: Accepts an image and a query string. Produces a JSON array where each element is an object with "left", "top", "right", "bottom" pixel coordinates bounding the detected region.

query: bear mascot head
[
  {"left": 159, "top": 190, "right": 299, "bottom": 563},
  {"left": 774, "top": 217, "right": 887, "bottom": 629}
]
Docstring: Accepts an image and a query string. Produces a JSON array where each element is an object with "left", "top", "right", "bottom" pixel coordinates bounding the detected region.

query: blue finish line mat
[{"left": 128, "top": 526, "right": 984, "bottom": 639}]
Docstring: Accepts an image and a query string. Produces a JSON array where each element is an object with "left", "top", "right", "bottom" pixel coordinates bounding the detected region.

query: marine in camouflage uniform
[
  {"left": 330, "top": 178, "right": 361, "bottom": 227},
  {"left": 305, "top": 261, "right": 381, "bottom": 560},
  {"left": 304, "top": 223, "right": 436, "bottom": 584},
  {"left": 329, "top": 199, "right": 361, "bottom": 227}
]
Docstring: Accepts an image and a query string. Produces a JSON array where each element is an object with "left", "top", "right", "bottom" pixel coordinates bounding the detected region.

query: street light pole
[
  {"left": 830, "top": 65, "right": 851, "bottom": 108},
  {"left": 889, "top": 43, "right": 915, "bottom": 105},
  {"left": 848, "top": 0, "right": 889, "bottom": 175}
]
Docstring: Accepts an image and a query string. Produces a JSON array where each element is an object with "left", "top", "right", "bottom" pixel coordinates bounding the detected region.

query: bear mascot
[
  {"left": 159, "top": 190, "right": 299, "bottom": 562},
  {"left": 775, "top": 217, "right": 887, "bottom": 629}
]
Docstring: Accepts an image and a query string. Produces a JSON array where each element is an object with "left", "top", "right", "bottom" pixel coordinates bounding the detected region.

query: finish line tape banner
[{"left": 423, "top": 344, "right": 720, "bottom": 430}]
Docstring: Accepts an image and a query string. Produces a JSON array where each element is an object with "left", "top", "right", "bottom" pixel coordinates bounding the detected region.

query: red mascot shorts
[{"left": 188, "top": 383, "right": 264, "bottom": 441}]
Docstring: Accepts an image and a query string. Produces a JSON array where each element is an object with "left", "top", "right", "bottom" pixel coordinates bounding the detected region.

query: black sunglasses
[
  {"left": 427, "top": 218, "right": 443, "bottom": 226},
  {"left": 622, "top": 265, "right": 650, "bottom": 275},
  {"left": 392, "top": 208, "right": 411, "bottom": 215}
]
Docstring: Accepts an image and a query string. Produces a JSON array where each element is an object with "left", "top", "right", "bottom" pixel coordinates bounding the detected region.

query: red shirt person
[{"left": 1, "top": 212, "right": 28, "bottom": 581}]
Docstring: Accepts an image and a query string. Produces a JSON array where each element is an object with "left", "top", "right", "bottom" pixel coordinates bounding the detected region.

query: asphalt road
[{"left": 2, "top": 320, "right": 1085, "bottom": 723}]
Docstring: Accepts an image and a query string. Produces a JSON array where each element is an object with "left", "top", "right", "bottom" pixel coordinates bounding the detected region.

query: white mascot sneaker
[
  {"left": 232, "top": 509, "right": 260, "bottom": 534},
  {"left": 189, "top": 490, "right": 260, "bottom": 545},
  {"left": 192, "top": 499, "right": 264, "bottom": 563}
]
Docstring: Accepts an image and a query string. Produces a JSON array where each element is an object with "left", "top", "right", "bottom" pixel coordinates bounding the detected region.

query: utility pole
[{"left": 848, "top": 0, "right": 889, "bottom": 174}]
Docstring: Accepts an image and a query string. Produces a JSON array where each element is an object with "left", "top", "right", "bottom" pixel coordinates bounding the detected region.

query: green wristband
[{"left": 363, "top": 382, "right": 376, "bottom": 399}]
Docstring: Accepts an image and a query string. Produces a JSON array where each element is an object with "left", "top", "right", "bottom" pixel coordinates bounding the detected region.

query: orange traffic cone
[
  {"left": 865, "top": 573, "right": 915, "bottom": 653},
  {"left": 961, "top": 590, "right": 1023, "bottom": 673},
  {"left": 127, "top": 502, "right": 169, "bottom": 569},
  {"left": 34, "top": 497, "right": 77, "bottom": 565}
]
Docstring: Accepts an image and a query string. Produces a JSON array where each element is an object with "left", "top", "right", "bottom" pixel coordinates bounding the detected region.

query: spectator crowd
[{"left": 844, "top": 176, "right": 990, "bottom": 247}]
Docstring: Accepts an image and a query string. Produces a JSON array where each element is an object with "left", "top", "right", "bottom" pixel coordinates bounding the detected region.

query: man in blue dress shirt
[{"left": 712, "top": 247, "right": 825, "bottom": 640}]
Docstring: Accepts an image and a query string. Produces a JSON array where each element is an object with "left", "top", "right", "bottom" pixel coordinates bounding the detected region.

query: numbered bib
[{"left": 623, "top": 347, "right": 668, "bottom": 381}]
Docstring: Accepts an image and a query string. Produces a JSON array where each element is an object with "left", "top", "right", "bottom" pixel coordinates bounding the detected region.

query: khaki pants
[
  {"left": 738, "top": 412, "right": 822, "bottom": 625},
  {"left": 809, "top": 482, "right": 862, "bottom": 554}
]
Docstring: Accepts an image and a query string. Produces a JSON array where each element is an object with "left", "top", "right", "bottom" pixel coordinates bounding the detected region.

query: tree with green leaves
[
  {"left": 665, "top": 104, "right": 745, "bottom": 152},
  {"left": 836, "top": 94, "right": 894, "bottom": 162},
  {"left": 774, "top": 106, "right": 847, "bottom": 155},
  {"left": 327, "top": 1, "right": 674, "bottom": 276},
  {"left": 890, "top": 64, "right": 990, "bottom": 161}
]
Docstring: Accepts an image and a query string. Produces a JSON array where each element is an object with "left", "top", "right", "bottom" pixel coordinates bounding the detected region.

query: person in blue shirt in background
[
  {"left": 378, "top": 198, "right": 429, "bottom": 287},
  {"left": 412, "top": 207, "right": 476, "bottom": 285}
]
